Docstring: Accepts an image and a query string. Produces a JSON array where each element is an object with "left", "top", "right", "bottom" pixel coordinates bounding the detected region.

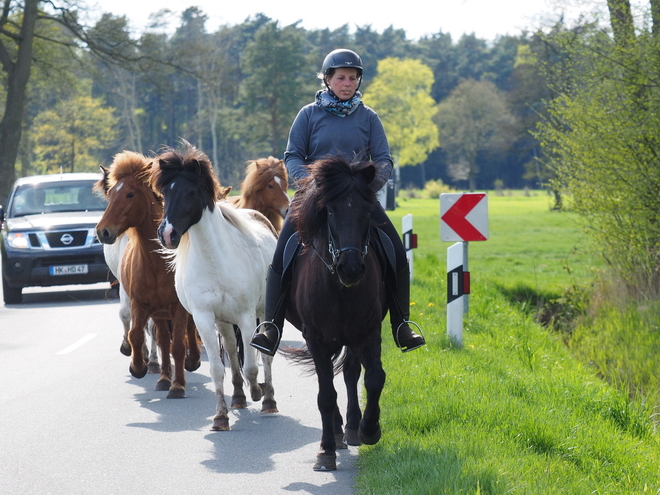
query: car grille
[
  {"left": 45, "top": 230, "right": 89, "bottom": 248},
  {"left": 28, "top": 233, "right": 41, "bottom": 248},
  {"left": 23, "top": 229, "right": 97, "bottom": 250}
]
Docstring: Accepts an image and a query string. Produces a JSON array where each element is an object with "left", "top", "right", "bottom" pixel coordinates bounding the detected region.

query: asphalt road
[{"left": 0, "top": 283, "right": 358, "bottom": 495}]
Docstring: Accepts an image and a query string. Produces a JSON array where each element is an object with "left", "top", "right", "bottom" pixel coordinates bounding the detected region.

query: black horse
[{"left": 284, "top": 155, "right": 388, "bottom": 471}]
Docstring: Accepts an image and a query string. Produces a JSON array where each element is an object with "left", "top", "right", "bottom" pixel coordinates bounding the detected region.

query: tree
[
  {"left": 434, "top": 79, "right": 516, "bottom": 191},
  {"left": 0, "top": 0, "right": 149, "bottom": 200},
  {"left": 362, "top": 58, "right": 439, "bottom": 186},
  {"left": 31, "top": 94, "right": 118, "bottom": 174},
  {"left": 0, "top": 0, "right": 38, "bottom": 200},
  {"left": 240, "top": 20, "right": 312, "bottom": 157},
  {"left": 535, "top": 1, "right": 660, "bottom": 298}
]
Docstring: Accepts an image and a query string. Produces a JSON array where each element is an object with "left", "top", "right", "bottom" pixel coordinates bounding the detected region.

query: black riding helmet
[{"left": 321, "top": 48, "right": 363, "bottom": 91}]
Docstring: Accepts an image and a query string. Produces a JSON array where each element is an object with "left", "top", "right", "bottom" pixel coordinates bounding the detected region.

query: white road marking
[{"left": 57, "top": 334, "right": 97, "bottom": 354}]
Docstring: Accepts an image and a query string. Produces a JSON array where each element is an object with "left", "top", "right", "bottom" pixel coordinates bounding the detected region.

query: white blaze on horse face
[
  {"left": 160, "top": 217, "right": 175, "bottom": 247},
  {"left": 115, "top": 182, "right": 124, "bottom": 192}
]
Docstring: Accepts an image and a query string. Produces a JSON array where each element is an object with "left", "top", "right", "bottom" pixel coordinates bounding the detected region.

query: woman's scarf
[{"left": 315, "top": 89, "right": 362, "bottom": 117}]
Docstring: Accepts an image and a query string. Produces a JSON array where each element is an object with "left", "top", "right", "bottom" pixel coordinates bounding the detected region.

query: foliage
[
  {"left": 240, "top": 20, "right": 313, "bottom": 156},
  {"left": 435, "top": 79, "right": 518, "bottom": 191},
  {"left": 535, "top": 19, "right": 660, "bottom": 300},
  {"left": 421, "top": 178, "right": 454, "bottom": 199},
  {"left": 0, "top": 4, "right": 597, "bottom": 201},
  {"left": 31, "top": 94, "right": 118, "bottom": 174},
  {"left": 362, "top": 57, "right": 439, "bottom": 179}
]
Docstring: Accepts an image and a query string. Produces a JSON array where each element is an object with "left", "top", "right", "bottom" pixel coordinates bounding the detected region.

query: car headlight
[{"left": 7, "top": 232, "right": 30, "bottom": 249}]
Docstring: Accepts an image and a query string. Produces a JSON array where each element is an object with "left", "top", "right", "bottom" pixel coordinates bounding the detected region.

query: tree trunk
[
  {"left": 651, "top": 0, "right": 660, "bottom": 38},
  {"left": 606, "top": 0, "right": 635, "bottom": 48},
  {"left": 0, "top": 0, "right": 38, "bottom": 201}
]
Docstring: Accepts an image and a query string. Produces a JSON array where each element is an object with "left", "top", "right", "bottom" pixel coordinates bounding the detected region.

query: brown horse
[
  {"left": 227, "top": 157, "right": 290, "bottom": 233},
  {"left": 95, "top": 151, "right": 201, "bottom": 398}
]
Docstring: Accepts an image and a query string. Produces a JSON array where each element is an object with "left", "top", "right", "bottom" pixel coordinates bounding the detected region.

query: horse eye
[
  {"left": 127, "top": 192, "right": 135, "bottom": 199},
  {"left": 267, "top": 184, "right": 274, "bottom": 189}
]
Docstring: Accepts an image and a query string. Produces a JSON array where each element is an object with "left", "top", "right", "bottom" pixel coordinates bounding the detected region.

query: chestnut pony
[
  {"left": 95, "top": 152, "right": 201, "bottom": 398},
  {"left": 284, "top": 155, "right": 388, "bottom": 471},
  {"left": 227, "top": 156, "right": 290, "bottom": 233}
]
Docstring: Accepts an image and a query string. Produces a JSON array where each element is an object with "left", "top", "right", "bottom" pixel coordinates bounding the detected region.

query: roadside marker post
[
  {"left": 440, "top": 193, "right": 488, "bottom": 346},
  {"left": 402, "top": 214, "right": 417, "bottom": 282}
]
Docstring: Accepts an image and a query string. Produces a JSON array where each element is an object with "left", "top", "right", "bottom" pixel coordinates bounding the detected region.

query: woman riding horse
[{"left": 250, "top": 48, "right": 425, "bottom": 356}]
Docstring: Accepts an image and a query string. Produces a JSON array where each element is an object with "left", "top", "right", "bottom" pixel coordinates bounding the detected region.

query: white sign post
[
  {"left": 440, "top": 193, "right": 488, "bottom": 346},
  {"left": 447, "top": 242, "right": 468, "bottom": 346},
  {"left": 402, "top": 214, "right": 414, "bottom": 282}
]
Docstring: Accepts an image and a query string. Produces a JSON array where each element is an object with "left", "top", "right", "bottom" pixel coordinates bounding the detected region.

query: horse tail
[
  {"left": 219, "top": 324, "right": 245, "bottom": 371},
  {"left": 280, "top": 345, "right": 347, "bottom": 376}
]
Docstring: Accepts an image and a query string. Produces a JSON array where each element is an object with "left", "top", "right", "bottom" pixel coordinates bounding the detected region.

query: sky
[{"left": 85, "top": 0, "right": 602, "bottom": 42}]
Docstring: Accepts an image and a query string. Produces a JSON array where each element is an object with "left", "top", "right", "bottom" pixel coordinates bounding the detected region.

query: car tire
[{"left": 2, "top": 274, "right": 22, "bottom": 304}]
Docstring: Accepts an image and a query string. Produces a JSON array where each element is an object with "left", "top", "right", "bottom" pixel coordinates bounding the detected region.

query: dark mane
[
  {"left": 289, "top": 155, "right": 377, "bottom": 245},
  {"left": 150, "top": 142, "right": 230, "bottom": 211}
]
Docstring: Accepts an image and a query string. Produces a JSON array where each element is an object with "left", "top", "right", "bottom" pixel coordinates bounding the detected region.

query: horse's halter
[{"left": 313, "top": 212, "right": 370, "bottom": 274}]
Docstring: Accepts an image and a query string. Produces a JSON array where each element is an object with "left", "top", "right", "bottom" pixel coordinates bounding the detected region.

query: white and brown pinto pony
[
  {"left": 227, "top": 156, "right": 290, "bottom": 234},
  {"left": 95, "top": 151, "right": 201, "bottom": 398},
  {"left": 150, "top": 143, "right": 278, "bottom": 431}
]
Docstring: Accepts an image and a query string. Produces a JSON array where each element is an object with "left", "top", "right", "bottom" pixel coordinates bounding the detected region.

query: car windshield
[{"left": 9, "top": 181, "right": 106, "bottom": 217}]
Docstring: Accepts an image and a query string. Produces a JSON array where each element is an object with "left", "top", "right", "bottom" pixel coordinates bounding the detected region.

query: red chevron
[{"left": 441, "top": 194, "right": 486, "bottom": 241}]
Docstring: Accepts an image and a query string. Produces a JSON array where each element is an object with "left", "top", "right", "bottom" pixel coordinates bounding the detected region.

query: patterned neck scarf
[{"left": 315, "top": 89, "right": 363, "bottom": 117}]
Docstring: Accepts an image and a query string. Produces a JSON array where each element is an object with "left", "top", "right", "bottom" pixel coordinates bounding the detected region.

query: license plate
[{"left": 50, "top": 264, "right": 89, "bottom": 276}]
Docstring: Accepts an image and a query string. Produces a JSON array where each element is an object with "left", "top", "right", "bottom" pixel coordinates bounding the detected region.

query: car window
[{"left": 10, "top": 182, "right": 105, "bottom": 217}]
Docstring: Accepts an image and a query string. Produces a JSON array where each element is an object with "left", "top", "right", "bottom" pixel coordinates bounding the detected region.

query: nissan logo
[{"left": 60, "top": 233, "right": 74, "bottom": 245}]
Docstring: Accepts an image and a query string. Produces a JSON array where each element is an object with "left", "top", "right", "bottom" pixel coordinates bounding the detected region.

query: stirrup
[
  {"left": 250, "top": 321, "right": 282, "bottom": 356},
  {"left": 394, "top": 320, "right": 426, "bottom": 353}
]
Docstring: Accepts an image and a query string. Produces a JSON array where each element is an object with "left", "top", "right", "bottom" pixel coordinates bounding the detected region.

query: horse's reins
[{"left": 312, "top": 221, "right": 370, "bottom": 274}]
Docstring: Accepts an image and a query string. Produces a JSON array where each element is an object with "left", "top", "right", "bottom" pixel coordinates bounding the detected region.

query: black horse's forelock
[
  {"left": 151, "top": 144, "right": 224, "bottom": 210},
  {"left": 290, "top": 155, "right": 377, "bottom": 244}
]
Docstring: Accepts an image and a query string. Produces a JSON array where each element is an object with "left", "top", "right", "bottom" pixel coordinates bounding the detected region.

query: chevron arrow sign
[{"left": 440, "top": 193, "right": 488, "bottom": 242}]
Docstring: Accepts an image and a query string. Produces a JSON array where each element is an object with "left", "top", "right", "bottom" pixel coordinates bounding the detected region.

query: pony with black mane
[
  {"left": 150, "top": 142, "right": 278, "bottom": 431},
  {"left": 284, "top": 154, "right": 388, "bottom": 471}
]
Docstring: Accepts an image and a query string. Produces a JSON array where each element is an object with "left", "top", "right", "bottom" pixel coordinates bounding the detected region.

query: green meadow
[{"left": 356, "top": 192, "right": 659, "bottom": 494}]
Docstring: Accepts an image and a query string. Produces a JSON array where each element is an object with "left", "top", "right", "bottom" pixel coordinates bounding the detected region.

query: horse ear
[
  {"left": 360, "top": 164, "right": 376, "bottom": 185},
  {"left": 98, "top": 166, "right": 111, "bottom": 194},
  {"left": 218, "top": 186, "right": 232, "bottom": 200}
]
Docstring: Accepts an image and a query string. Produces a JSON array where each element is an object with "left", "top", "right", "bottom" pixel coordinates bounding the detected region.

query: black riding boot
[
  {"left": 250, "top": 265, "right": 288, "bottom": 356},
  {"left": 389, "top": 267, "right": 426, "bottom": 352}
]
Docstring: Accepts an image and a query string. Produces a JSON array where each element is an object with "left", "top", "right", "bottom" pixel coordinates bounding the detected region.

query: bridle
[{"left": 312, "top": 216, "right": 370, "bottom": 274}]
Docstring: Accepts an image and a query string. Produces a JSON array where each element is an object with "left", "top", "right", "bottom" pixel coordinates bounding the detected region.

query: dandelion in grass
[
  {"left": 428, "top": 302, "right": 434, "bottom": 307},
  {"left": 410, "top": 301, "right": 416, "bottom": 306}
]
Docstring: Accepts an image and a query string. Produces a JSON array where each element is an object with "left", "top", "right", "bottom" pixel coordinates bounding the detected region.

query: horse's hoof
[
  {"left": 147, "top": 362, "right": 161, "bottom": 374},
  {"left": 313, "top": 452, "right": 337, "bottom": 471},
  {"left": 231, "top": 395, "right": 247, "bottom": 409},
  {"left": 120, "top": 341, "right": 131, "bottom": 357},
  {"left": 154, "top": 378, "right": 171, "bottom": 391},
  {"left": 185, "top": 357, "right": 201, "bottom": 372},
  {"left": 261, "top": 399, "right": 278, "bottom": 414},
  {"left": 250, "top": 383, "right": 265, "bottom": 402},
  {"left": 167, "top": 387, "right": 186, "bottom": 399},
  {"left": 211, "top": 417, "right": 230, "bottom": 431},
  {"left": 359, "top": 424, "right": 381, "bottom": 445},
  {"left": 129, "top": 363, "right": 148, "bottom": 379},
  {"left": 335, "top": 433, "right": 348, "bottom": 449},
  {"left": 343, "top": 429, "right": 361, "bottom": 446}
]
